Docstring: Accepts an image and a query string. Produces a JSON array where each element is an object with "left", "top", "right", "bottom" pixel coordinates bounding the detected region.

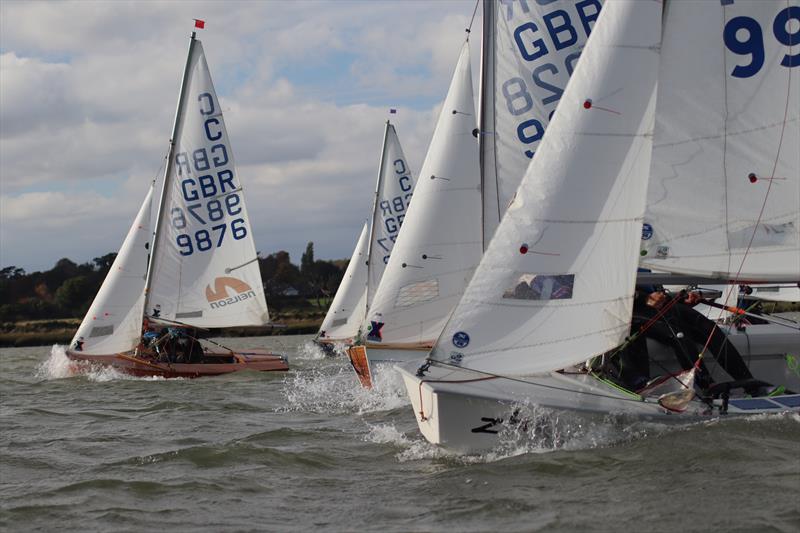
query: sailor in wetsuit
[{"left": 615, "top": 286, "right": 755, "bottom": 393}]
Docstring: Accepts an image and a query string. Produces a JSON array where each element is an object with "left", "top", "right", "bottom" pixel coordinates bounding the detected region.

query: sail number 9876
[{"left": 170, "top": 193, "right": 247, "bottom": 256}]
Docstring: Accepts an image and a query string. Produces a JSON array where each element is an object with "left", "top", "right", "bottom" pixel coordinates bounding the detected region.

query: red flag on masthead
[{"left": 194, "top": 19, "right": 205, "bottom": 29}]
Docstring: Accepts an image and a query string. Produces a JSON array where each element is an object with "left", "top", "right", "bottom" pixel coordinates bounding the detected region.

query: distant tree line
[{"left": 0, "top": 242, "right": 346, "bottom": 321}]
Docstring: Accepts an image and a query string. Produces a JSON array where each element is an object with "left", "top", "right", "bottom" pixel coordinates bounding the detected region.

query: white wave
[
  {"left": 35, "top": 345, "right": 75, "bottom": 379},
  {"left": 281, "top": 359, "right": 409, "bottom": 415},
  {"left": 363, "top": 422, "right": 493, "bottom": 463},
  {"left": 394, "top": 404, "right": 677, "bottom": 464},
  {"left": 486, "top": 403, "right": 672, "bottom": 458},
  {"left": 36, "top": 345, "right": 130, "bottom": 382},
  {"left": 396, "top": 438, "right": 457, "bottom": 462},
  {"left": 364, "top": 423, "right": 411, "bottom": 446},
  {"left": 296, "top": 340, "right": 330, "bottom": 361}
]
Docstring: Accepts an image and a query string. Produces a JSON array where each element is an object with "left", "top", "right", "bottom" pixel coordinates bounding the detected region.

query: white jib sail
[
  {"left": 481, "top": 0, "right": 604, "bottom": 244},
  {"left": 641, "top": 0, "right": 800, "bottom": 282},
  {"left": 319, "top": 222, "right": 369, "bottom": 341},
  {"left": 366, "top": 42, "right": 481, "bottom": 346},
  {"left": 366, "top": 123, "right": 416, "bottom": 307},
  {"left": 146, "top": 40, "right": 269, "bottom": 327},
  {"left": 71, "top": 187, "right": 154, "bottom": 354},
  {"left": 430, "top": 0, "right": 662, "bottom": 376}
]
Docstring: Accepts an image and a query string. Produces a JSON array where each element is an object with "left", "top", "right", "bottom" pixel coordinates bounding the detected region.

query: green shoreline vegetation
[{"left": 1, "top": 243, "right": 342, "bottom": 347}]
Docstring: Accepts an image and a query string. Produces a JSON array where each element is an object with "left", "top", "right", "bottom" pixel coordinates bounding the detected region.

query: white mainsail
[
  {"left": 366, "top": 122, "right": 416, "bottom": 307},
  {"left": 480, "top": 0, "right": 604, "bottom": 244},
  {"left": 641, "top": 0, "right": 799, "bottom": 282},
  {"left": 430, "top": 0, "right": 661, "bottom": 375},
  {"left": 146, "top": 39, "right": 269, "bottom": 327},
  {"left": 71, "top": 187, "right": 154, "bottom": 354},
  {"left": 365, "top": 42, "right": 481, "bottom": 346},
  {"left": 319, "top": 222, "right": 369, "bottom": 341}
]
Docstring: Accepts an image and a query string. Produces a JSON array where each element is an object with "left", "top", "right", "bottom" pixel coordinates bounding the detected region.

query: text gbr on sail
[{"left": 169, "top": 91, "right": 249, "bottom": 257}]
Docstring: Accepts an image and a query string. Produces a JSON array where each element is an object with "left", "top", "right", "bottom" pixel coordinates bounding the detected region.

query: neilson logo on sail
[{"left": 205, "top": 277, "right": 256, "bottom": 309}]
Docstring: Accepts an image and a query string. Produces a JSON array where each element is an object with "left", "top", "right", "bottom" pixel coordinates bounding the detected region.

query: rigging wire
[
  {"left": 696, "top": 29, "right": 796, "bottom": 366},
  {"left": 466, "top": 0, "right": 480, "bottom": 36}
]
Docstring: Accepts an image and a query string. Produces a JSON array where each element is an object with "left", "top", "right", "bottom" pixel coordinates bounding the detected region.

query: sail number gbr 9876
[{"left": 169, "top": 91, "right": 247, "bottom": 257}]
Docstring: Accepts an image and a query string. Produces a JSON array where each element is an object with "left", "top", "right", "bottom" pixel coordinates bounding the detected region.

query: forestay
[
  {"left": 366, "top": 123, "right": 416, "bottom": 307},
  {"left": 641, "top": 0, "right": 800, "bottom": 282},
  {"left": 319, "top": 222, "right": 369, "bottom": 341},
  {"left": 71, "top": 188, "right": 154, "bottom": 354},
  {"left": 146, "top": 40, "right": 269, "bottom": 327},
  {"left": 480, "top": 0, "right": 604, "bottom": 244},
  {"left": 431, "top": 0, "right": 661, "bottom": 375},
  {"left": 366, "top": 43, "right": 481, "bottom": 346}
]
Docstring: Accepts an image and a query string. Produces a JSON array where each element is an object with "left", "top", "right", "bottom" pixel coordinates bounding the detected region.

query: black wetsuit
[{"left": 618, "top": 291, "right": 753, "bottom": 391}]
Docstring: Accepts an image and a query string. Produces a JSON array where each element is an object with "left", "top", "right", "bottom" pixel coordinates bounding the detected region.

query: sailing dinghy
[
  {"left": 398, "top": 0, "right": 800, "bottom": 452},
  {"left": 315, "top": 222, "right": 370, "bottom": 355},
  {"left": 315, "top": 121, "right": 416, "bottom": 360},
  {"left": 66, "top": 28, "right": 288, "bottom": 378},
  {"left": 345, "top": 2, "right": 604, "bottom": 387},
  {"left": 346, "top": 41, "right": 482, "bottom": 383}
]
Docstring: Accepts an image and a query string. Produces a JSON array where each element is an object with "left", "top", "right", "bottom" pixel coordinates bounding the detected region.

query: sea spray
[
  {"left": 36, "top": 344, "right": 131, "bottom": 382},
  {"left": 281, "top": 358, "right": 409, "bottom": 415},
  {"left": 35, "top": 345, "right": 74, "bottom": 379},
  {"left": 395, "top": 403, "right": 681, "bottom": 465},
  {"left": 297, "top": 340, "right": 331, "bottom": 361}
]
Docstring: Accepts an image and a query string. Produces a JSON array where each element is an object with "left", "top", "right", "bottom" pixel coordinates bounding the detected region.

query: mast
[
  {"left": 364, "top": 120, "right": 391, "bottom": 316},
  {"left": 478, "top": 0, "right": 499, "bottom": 251},
  {"left": 142, "top": 31, "right": 198, "bottom": 319}
]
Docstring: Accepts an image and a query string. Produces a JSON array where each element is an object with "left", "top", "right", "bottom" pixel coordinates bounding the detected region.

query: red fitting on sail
[
  {"left": 748, "top": 173, "right": 758, "bottom": 183},
  {"left": 519, "top": 243, "right": 529, "bottom": 254},
  {"left": 583, "top": 99, "right": 592, "bottom": 109}
]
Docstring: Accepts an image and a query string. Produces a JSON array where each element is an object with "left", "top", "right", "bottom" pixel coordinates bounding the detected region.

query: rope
[
  {"left": 696, "top": 35, "right": 796, "bottom": 362},
  {"left": 466, "top": 0, "right": 479, "bottom": 36},
  {"left": 604, "top": 291, "right": 684, "bottom": 360}
]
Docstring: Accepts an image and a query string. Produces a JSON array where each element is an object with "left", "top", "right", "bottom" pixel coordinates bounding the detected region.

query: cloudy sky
[{"left": 0, "top": 0, "right": 480, "bottom": 272}]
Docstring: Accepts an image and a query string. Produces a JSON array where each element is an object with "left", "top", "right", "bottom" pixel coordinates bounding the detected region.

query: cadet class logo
[
  {"left": 205, "top": 277, "right": 256, "bottom": 309},
  {"left": 452, "top": 331, "right": 470, "bottom": 348}
]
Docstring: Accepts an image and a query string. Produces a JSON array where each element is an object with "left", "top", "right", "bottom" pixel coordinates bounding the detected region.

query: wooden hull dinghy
[
  {"left": 66, "top": 347, "right": 288, "bottom": 378},
  {"left": 65, "top": 26, "right": 287, "bottom": 376}
]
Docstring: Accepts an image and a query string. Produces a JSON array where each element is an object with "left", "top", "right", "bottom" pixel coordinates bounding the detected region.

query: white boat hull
[
  {"left": 399, "top": 351, "right": 800, "bottom": 453},
  {"left": 399, "top": 363, "right": 678, "bottom": 453}
]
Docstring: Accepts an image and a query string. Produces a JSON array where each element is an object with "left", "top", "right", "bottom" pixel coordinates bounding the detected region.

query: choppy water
[{"left": 1, "top": 335, "right": 798, "bottom": 532}]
